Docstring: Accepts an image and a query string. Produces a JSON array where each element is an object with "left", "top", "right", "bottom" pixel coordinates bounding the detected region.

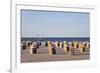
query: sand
[{"left": 21, "top": 46, "right": 90, "bottom": 63}]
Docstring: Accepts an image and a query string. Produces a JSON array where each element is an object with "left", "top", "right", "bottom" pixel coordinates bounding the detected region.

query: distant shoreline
[
  {"left": 21, "top": 37, "right": 90, "bottom": 42},
  {"left": 21, "top": 37, "right": 90, "bottom": 38}
]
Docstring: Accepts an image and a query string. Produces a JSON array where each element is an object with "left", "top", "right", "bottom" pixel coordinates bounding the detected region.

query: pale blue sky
[{"left": 21, "top": 10, "right": 90, "bottom": 37}]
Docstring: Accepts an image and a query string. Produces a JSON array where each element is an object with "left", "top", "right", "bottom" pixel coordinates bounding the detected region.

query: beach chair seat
[
  {"left": 32, "top": 48, "right": 37, "bottom": 54},
  {"left": 52, "top": 48, "right": 56, "bottom": 54}
]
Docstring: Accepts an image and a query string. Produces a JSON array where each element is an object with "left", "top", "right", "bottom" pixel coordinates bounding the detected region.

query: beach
[
  {"left": 21, "top": 10, "right": 90, "bottom": 63},
  {"left": 21, "top": 45, "right": 90, "bottom": 63}
]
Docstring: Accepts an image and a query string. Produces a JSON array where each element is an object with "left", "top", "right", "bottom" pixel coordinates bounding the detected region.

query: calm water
[{"left": 21, "top": 37, "right": 90, "bottom": 42}]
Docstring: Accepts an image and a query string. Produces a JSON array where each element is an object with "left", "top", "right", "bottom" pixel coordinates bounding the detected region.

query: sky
[{"left": 21, "top": 10, "right": 90, "bottom": 38}]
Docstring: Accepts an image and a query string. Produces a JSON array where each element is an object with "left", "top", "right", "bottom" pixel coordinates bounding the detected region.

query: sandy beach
[
  {"left": 21, "top": 10, "right": 90, "bottom": 63},
  {"left": 21, "top": 46, "right": 90, "bottom": 63}
]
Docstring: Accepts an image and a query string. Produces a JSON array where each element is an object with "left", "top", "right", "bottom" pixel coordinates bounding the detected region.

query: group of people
[{"left": 21, "top": 40, "right": 90, "bottom": 55}]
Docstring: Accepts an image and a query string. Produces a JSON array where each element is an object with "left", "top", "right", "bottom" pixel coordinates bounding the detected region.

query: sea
[{"left": 21, "top": 37, "right": 90, "bottom": 42}]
